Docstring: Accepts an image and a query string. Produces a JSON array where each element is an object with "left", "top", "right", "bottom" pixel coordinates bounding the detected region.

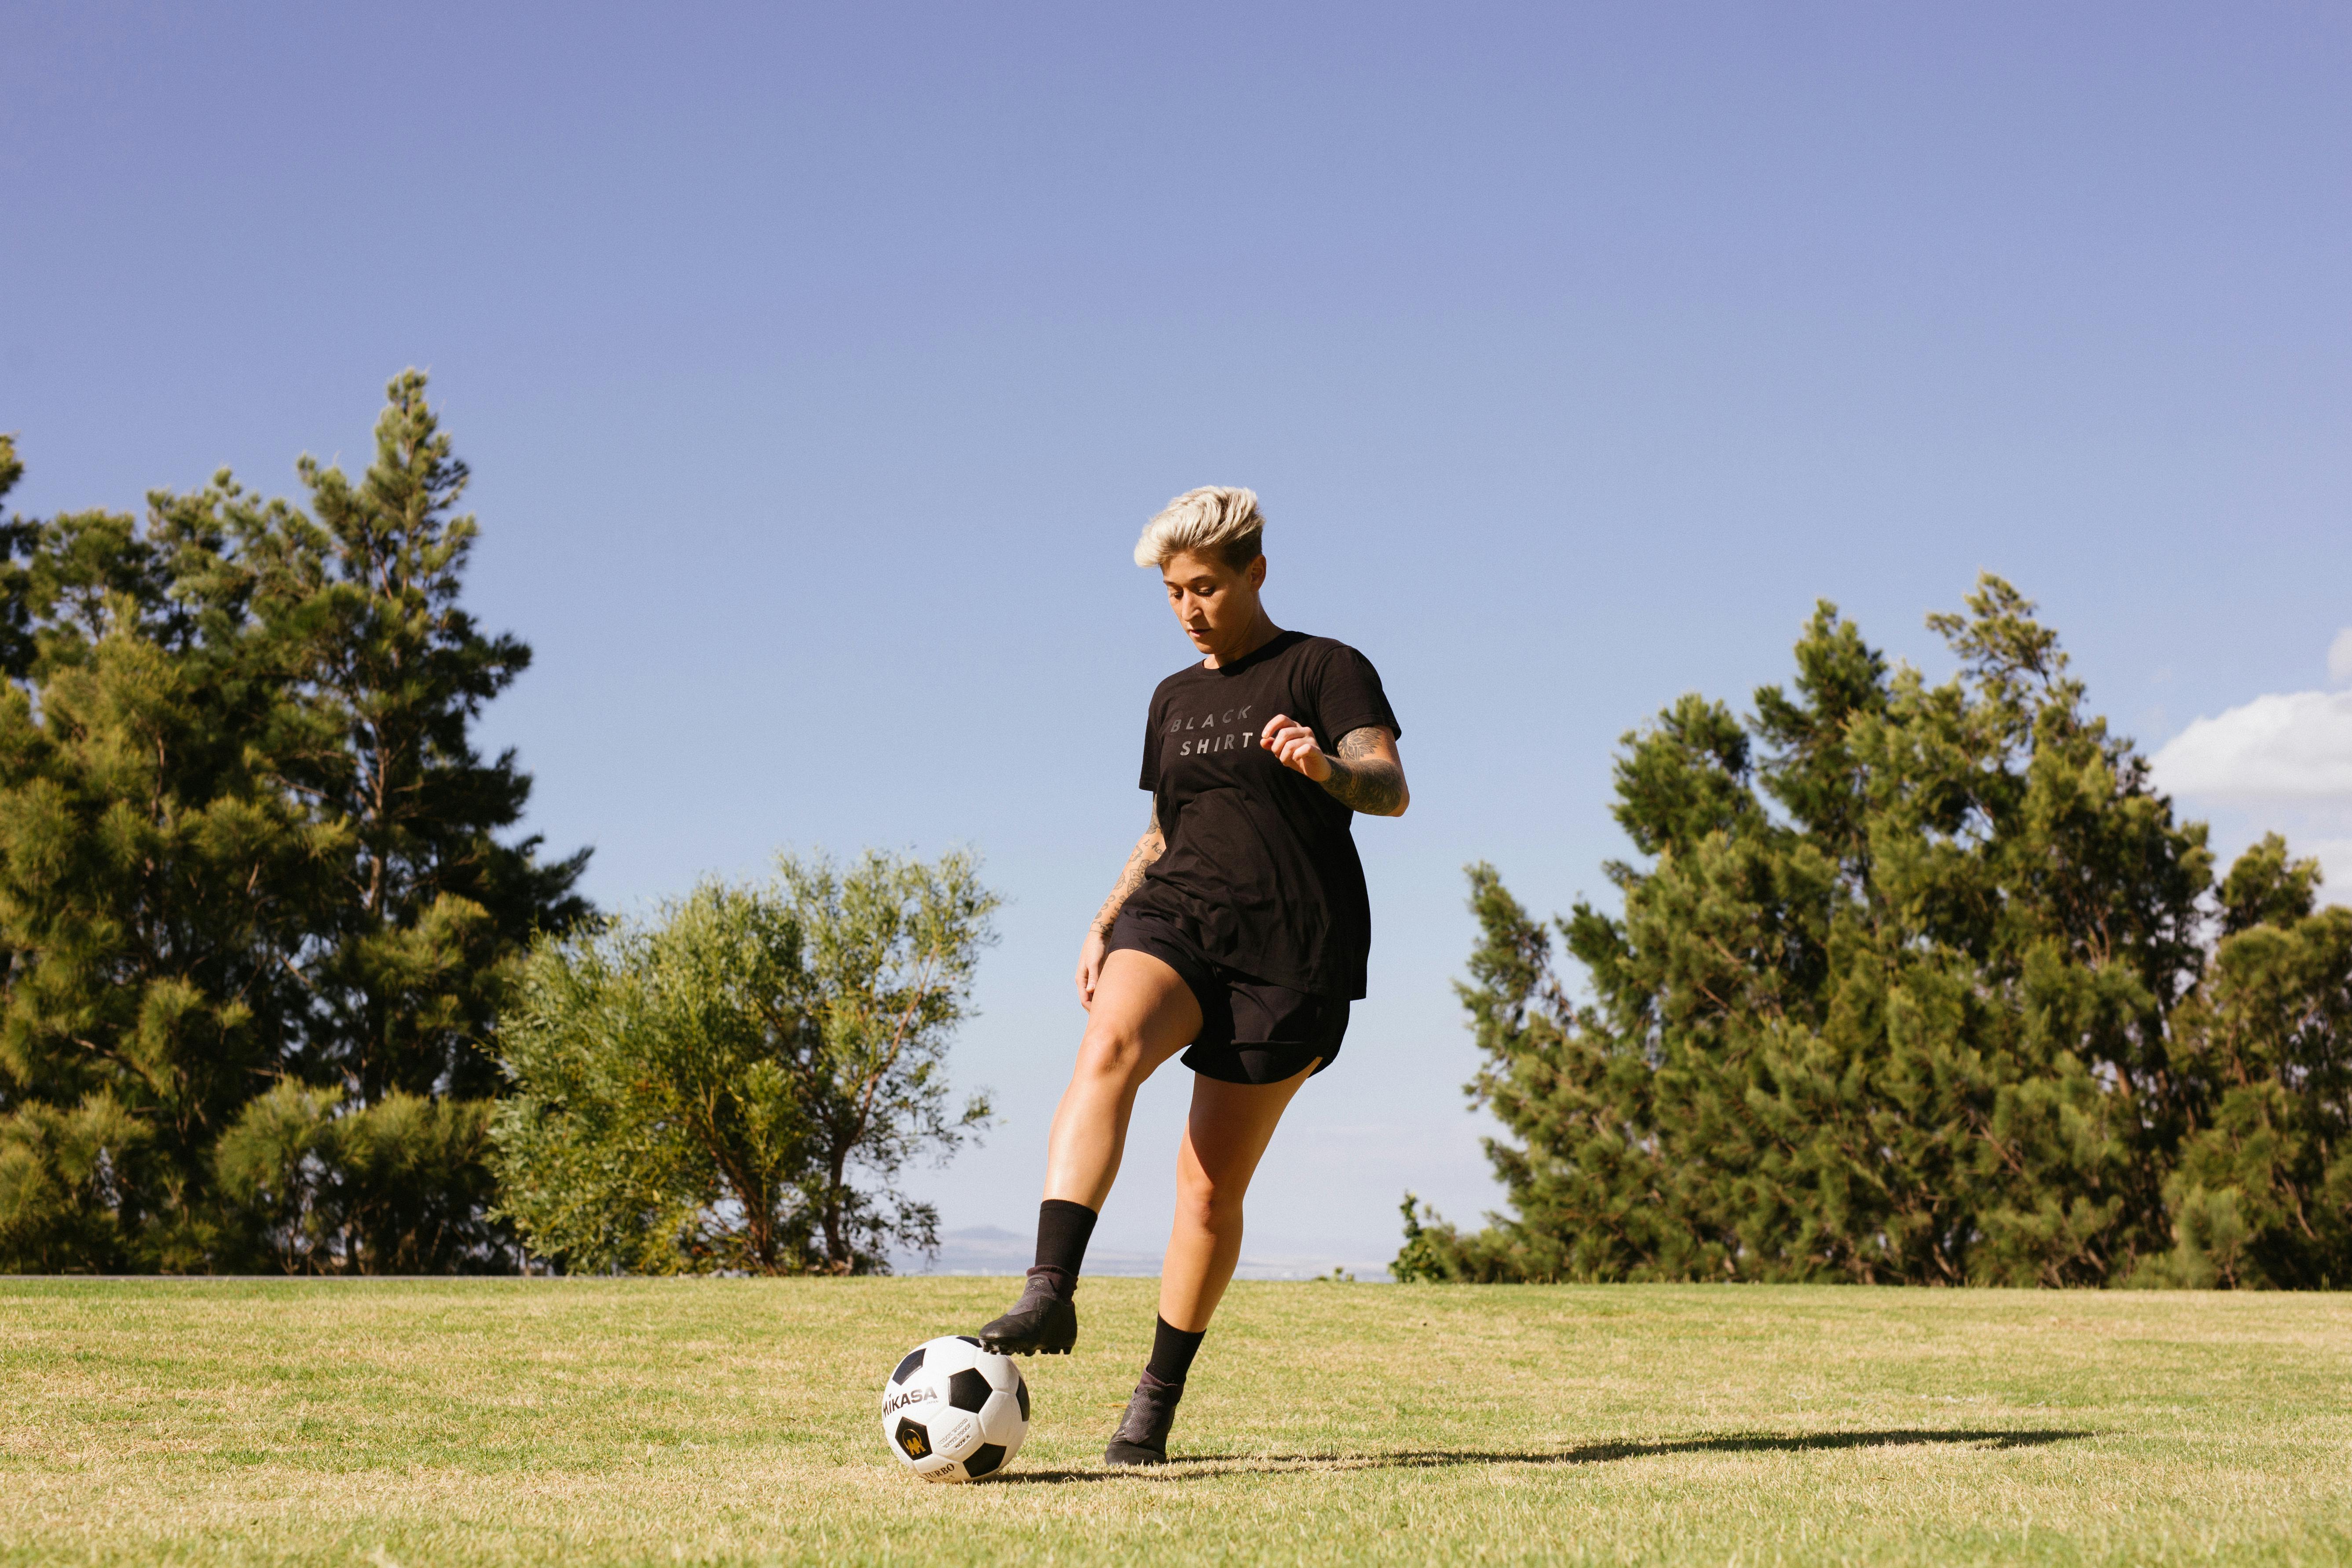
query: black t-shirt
[{"left": 1121, "top": 630, "right": 1401, "bottom": 999}]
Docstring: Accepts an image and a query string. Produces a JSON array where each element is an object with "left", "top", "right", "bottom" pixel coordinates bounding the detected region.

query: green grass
[{"left": 2, "top": 1278, "right": 2347, "bottom": 1565}]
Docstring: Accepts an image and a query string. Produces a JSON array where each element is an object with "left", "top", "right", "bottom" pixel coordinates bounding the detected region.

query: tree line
[
  {"left": 11, "top": 380, "right": 2338, "bottom": 1285},
  {"left": 0, "top": 378, "right": 992, "bottom": 1275},
  {"left": 1396, "top": 582, "right": 2348, "bottom": 1288}
]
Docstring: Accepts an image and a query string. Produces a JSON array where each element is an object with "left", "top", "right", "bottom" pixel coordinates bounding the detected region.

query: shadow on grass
[{"left": 993, "top": 1427, "right": 2092, "bottom": 1485}]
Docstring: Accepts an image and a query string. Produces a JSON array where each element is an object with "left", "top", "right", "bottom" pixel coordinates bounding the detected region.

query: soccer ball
[{"left": 879, "top": 1334, "right": 1030, "bottom": 1482}]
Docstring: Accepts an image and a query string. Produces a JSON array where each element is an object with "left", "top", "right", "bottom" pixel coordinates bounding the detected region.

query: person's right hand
[{"left": 1075, "top": 925, "right": 1109, "bottom": 1010}]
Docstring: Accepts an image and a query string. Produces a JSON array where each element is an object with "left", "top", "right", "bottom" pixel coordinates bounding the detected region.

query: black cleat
[
  {"left": 978, "top": 1267, "right": 1078, "bottom": 1356},
  {"left": 1103, "top": 1371, "right": 1182, "bottom": 1465}
]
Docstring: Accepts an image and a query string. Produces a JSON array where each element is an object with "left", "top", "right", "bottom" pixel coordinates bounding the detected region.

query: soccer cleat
[
  {"left": 1103, "top": 1371, "right": 1182, "bottom": 1465},
  {"left": 977, "top": 1267, "right": 1078, "bottom": 1356}
]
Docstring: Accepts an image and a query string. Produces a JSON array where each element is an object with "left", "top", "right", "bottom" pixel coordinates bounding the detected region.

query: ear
[{"left": 1246, "top": 554, "right": 1267, "bottom": 590}]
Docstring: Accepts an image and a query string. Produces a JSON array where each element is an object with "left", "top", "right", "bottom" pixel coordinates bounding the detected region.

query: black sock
[
  {"left": 1033, "top": 1199, "right": 1097, "bottom": 1281},
  {"left": 1144, "top": 1316, "right": 1205, "bottom": 1387}
]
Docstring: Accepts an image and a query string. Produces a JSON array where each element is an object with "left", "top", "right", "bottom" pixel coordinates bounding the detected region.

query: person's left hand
[{"left": 1260, "top": 714, "right": 1331, "bottom": 782}]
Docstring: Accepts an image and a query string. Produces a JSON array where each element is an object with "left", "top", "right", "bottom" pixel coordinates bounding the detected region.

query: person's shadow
[{"left": 993, "top": 1427, "right": 2091, "bottom": 1484}]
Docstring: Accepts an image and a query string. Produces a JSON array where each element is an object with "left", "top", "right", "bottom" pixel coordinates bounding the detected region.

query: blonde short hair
[{"left": 1133, "top": 486, "right": 1265, "bottom": 570}]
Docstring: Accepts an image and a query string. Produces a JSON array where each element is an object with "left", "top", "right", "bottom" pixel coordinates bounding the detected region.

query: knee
[
  {"left": 1075, "top": 1020, "right": 1149, "bottom": 1086},
  {"left": 1174, "top": 1164, "right": 1243, "bottom": 1233}
]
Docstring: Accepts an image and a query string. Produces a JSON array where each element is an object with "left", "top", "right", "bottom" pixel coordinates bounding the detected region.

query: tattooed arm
[
  {"left": 1260, "top": 717, "right": 1411, "bottom": 817},
  {"left": 1323, "top": 725, "right": 1410, "bottom": 815},
  {"left": 1092, "top": 808, "right": 1165, "bottom": 937},
  {"left": 1076, "top": 805, "right": 1165, "bottom": 1007}
]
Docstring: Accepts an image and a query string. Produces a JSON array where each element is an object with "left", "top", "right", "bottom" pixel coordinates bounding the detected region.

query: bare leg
[
  {"left": 1041, "top": 949, "right": 1202, "bottom": 1210},
  {"left": 1157, "top": 1060, "right": 1319, "bottom": 1333}
]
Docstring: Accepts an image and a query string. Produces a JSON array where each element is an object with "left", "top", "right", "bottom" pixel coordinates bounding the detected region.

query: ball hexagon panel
[
  {"left": 977, "top": 1388, "right": 1024, "bottom": 1447},
  {"left": 928, "top": 1408, "right": 980, "bottom": 1459},
  {"left": 926, "top": 1336, "right": 983, "bottom": 1377},
  {"left": 946, "top": 1368, "right": 993, "bottom": 1414}
]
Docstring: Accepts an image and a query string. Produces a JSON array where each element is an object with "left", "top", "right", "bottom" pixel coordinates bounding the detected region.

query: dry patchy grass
[{"left": 2, "top": 1277, "right": 2347, "bottom": 1565}]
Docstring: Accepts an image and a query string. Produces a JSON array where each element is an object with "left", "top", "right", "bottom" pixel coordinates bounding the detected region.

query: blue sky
[{"left": 6, "top": 2, "right": 2349, "bottom": 1273}]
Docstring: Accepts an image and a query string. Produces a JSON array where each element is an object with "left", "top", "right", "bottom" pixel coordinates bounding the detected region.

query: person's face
[{"left": 1161, "top": 548, "right": 1268, "bottom": 658}]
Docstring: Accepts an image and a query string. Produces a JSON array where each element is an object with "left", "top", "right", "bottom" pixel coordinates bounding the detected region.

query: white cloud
[
  {"left": 2149, "top": 689, "right": 2352, "bottom": 801},
  {"left": 2142, "top": 625, "right": 2352, "bottom": 906}
]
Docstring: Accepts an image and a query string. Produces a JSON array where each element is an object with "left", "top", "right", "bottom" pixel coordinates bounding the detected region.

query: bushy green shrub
[{"left": 492, "top": 851, "right": 996, "bottom": 1275}]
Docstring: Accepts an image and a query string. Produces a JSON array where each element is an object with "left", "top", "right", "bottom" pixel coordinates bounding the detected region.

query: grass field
[{"left": 3, "top": 1277, "right": 2347, "bottom": 1566}]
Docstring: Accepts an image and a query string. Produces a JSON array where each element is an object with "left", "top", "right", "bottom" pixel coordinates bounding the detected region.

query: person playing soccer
[{"left": 975, "top": 486, "right": 1408, "bottom": 1466}]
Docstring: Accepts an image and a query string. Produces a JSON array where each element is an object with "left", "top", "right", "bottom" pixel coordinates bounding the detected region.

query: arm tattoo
[
  {"left": 1321, "top": 726, "right": 1409, "bottom": 816},
  {"left": 1092, "top": 806, "right": 1165, "bottom": 935}
]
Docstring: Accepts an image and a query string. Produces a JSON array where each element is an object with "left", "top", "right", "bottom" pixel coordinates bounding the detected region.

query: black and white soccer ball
[{"left": 880, "top": 1335, "right": 1029, "bottom": 1482}]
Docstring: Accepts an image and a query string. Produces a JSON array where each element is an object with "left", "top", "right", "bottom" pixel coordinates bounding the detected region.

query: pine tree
[
  {"left": 0, "top": 477, "right": 325, "bottom": 1268},
  {"left": 2154, "top": 837, "right": 2351, "bottom": 1287},
  {"left": 1396, "top": 577, "right": 2317, "bottom": 1287},
  {"left": 175, "top": 371, "right": 591, "bottom": 1106},
  {"left": 0, "top": 380, "right": 587, "bottom": 1272}
]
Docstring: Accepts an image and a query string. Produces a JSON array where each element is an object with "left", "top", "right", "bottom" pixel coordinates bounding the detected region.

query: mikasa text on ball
[{"left": 880, "top": 1335, "right": 1029, "bottom": 1481}]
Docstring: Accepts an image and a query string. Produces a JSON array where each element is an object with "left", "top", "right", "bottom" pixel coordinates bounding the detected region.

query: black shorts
[{"left": 1105, "top": 910, "right": 1348, "bottom": 1085}]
